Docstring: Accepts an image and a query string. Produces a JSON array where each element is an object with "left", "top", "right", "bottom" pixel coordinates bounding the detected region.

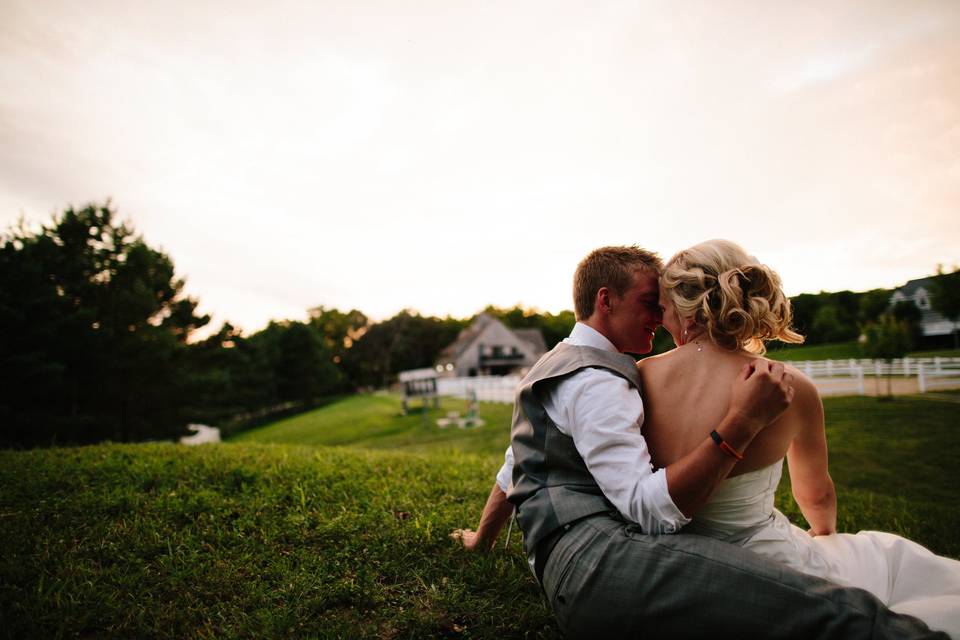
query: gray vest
[{"left": 508, "top": 342, "right": 642, "bottom": 555}]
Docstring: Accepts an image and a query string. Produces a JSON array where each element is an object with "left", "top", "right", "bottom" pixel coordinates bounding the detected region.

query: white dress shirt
[{"left": 498, "top": 322, "right": 690, "bottom": 535}]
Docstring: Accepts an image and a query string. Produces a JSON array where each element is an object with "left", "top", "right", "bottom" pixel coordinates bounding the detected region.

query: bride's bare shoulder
[
  {"left": 776, "top": 361, "right": 823, "bottom": 422},
  {"left": 636, "top": 348, "right": 678, "bottom": 372},
  {"left": 780, "top": 362, "right": 817, "bottom": 395}
]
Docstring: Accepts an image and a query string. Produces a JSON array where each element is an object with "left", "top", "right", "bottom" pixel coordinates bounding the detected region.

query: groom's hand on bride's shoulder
[{"left": 730, "top": 359, "right": 795, "bottom": 434}]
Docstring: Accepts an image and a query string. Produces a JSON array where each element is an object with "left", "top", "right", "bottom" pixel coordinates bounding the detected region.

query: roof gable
[{"left": 437, "top": 313, "right": 547, "bottom": 364}]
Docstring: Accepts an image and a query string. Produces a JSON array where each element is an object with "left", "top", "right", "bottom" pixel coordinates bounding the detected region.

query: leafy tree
[
  {"left": 308, "top": 306, "right": 369, "bottom": 365},
  {"left": 861, "top": 314, "right": 912, "bottom": 399},
  {"left": 858, "top": 288, "right": 891, "bottom": 326},
  {"left": 0, "top": 203, "right": 208, "bottom": 446},
  {"left": 930, "top": 266, "right": 960, "bottom": 348},
  {"left": 344, "top": 310, "right": 465, "bottom": 388},
  {"left": 182, "top": 322, "right": 278, "bottom": 427},
  {"left": 789, "top": 294, "right": 821, "bottom": 342},
  {"left": 482, "top": 305, "right": 575, "bottom": 349},
  {"left": 811, "top": 305, "right": 847, "bottom": 343}
]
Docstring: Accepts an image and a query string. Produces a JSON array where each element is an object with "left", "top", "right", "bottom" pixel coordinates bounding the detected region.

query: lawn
[
  {"left": 767, "top": 341, "right": 960, "bottom": 362},
  {"left": 230, "top": 393, "right": 514, "bottom": 456},
  {"left": 767, "top": 341, "right": 863, "bottom": 361},
  {"left": 2, "top": 393, "right": 958, "bottom": 638},
  {"left": 0, "top": 444, "right": 545, "bottom": 639}
]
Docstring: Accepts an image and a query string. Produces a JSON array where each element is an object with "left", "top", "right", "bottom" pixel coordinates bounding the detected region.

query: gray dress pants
[{"left": 541, "top": 514, "right": 948, "bottom": 639}]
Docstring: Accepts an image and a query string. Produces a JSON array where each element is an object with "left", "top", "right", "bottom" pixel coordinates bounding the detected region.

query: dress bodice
[
  {"left": 677, "top": 451, "right": 960, "bottom": 638},
  {"left": 683, "top": 459, "right": 783, "bottom": 542}
]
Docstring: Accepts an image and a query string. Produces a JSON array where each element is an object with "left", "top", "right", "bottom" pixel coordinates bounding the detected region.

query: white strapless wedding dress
[{"left": 685, "top": 460, "right": 960, "bottom": 638}]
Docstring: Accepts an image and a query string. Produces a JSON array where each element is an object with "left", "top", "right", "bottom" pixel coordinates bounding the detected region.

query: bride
[{"left": 637, "top": 239, "right": 960, "bottom": 638}]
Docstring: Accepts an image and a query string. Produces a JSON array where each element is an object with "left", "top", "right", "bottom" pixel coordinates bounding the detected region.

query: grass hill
[
  {"left": 1, "top": 443, "right": 549, "bottom": 639},
  {"left": 230, "top": 393, "right": 514, "bottom": 456},
  {"left": 2, "top": 392, "right": 959, "bottom": 638}
]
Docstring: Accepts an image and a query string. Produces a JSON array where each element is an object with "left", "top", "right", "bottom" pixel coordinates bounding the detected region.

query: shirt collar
[{"left": 567, "top": 322, "right": 618, "bottom": 353}]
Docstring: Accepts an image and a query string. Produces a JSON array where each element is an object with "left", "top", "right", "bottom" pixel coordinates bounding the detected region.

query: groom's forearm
[
  {"left": 472, "top": 483, "right": 514, "bottom": 550},
  {"left": 664, "top": 413, "right": 761, "bottom": 518}
]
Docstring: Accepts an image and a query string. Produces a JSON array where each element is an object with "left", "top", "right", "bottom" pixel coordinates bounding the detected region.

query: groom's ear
[{"left": 595, "top": 287, "right": 612, "bottom": 314}]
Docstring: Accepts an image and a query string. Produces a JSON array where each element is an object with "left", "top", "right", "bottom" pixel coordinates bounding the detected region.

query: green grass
[
  {"left": 907, "top": 347, "right": 960, "bottom": 358},
  {"left": 767, "top": 341, "right": 863, "bottom": 361},
  {"left": 2, "top": 393, "right": 958, "bottom": 638},
  {"left": 767, "top": 341, "right": 960, "bottom": 362},
  {"left": 231, "top": 393, "right": 513, "bottom": 456},
  {"left": 0, "top": 443, "right": 548, "bottom": 639},
  {"left": 778, "top": 395, "right": 960, "bottom": 556}
]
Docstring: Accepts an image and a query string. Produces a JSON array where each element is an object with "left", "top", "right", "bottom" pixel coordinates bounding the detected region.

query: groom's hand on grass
[
  {"left": 729, "top": 359, "right": 794, "bottom": 435},
  {"left": 450, "top": 528, "right": 489, "bottom": 551},
  {"left": 452, "top": 483, "right": 513, "bottom": 552}
]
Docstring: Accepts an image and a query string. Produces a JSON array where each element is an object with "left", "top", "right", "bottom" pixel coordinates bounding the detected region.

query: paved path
[{"left": 815, "top": 376, "right": 960, "bottom": 397}]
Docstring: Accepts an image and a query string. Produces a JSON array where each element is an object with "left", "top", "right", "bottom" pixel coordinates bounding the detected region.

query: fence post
[
  {"left": 856, "top": 366, "right": 865, "bottom": 395},
  {"left": 917, "top": 363, "right": 926, "bottom": 394},
  {"left": 935, "top": 356, "right": 942, "bottom": 374},
  {"left": 805, "top": 361, "right": 813, "bottom": 378},
  {"left": 827, "top": 359, "right": 833, "bottom": 376}
]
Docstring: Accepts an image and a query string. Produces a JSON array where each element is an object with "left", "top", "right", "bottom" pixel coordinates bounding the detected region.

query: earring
[{"left": 681, "top": 328, "right": 688, "bottom": 345}]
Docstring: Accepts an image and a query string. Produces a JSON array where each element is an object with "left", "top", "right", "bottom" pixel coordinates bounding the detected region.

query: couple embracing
[{"left": 452, "top": 241, "right": 960, "bottom": 638}]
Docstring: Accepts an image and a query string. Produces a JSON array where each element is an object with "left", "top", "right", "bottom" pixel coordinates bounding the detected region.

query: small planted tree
[{"left": 861, "top": 314, "right": 912, "bottom": 399}]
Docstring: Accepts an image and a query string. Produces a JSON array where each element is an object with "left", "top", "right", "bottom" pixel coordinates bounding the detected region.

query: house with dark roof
[
  {"left": 889, "top": 277, "right": 957, "bottom": 339},
  {"left": 436, "top": 313, "right": 547, "bottom": 377}
]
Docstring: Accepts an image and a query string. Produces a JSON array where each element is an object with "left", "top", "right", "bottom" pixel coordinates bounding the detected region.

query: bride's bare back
[{"left": 638, "top": 341, "right": 820, "bottom": 478}]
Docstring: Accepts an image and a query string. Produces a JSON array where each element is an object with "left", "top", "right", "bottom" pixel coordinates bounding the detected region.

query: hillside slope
[{"left": 0, "top": 443, "right": 551, "bottom": 639}]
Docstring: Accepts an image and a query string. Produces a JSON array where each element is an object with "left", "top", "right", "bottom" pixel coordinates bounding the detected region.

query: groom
[{"left": 454, "top": 246, "right": 944, "bottom": 638}]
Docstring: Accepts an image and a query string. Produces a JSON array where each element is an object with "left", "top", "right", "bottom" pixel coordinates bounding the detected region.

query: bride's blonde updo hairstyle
[{"left": 661, "top": 239, "right": 804, "bottom": 354}]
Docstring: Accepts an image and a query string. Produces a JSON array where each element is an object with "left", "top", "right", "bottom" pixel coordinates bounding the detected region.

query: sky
[{"left": 1, "top": 0, "right": 958, "bottom": 335}]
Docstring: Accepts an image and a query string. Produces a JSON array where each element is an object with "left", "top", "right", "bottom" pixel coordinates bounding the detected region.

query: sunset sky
[{"left": 2, "top": 1, "right": 958, "bottom": 335}]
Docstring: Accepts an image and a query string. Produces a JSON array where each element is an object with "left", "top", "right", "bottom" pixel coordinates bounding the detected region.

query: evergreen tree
[{"left": 0, "top": 203, "right": 208, "bottom": 446}]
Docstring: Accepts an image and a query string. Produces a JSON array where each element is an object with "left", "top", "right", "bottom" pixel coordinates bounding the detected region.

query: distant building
[
  {"left": 889, "top": 277, "right": 957, "bottom": 338},
  {"left": 436, "top": 313, "right": 547, "bottom": 377}
]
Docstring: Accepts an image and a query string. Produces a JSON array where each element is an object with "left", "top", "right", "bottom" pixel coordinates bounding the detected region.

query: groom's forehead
[{"left": 631, "top": 269, "right": 659, "bottom": 295}]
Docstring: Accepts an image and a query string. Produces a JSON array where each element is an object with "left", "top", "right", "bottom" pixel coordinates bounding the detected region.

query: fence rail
[
  {"left": 790, "top": 357, "right": 960, "bottom": 396},
  {"left": 435, "top": 357, "right": 960, "bottom": 402},
  {"left": 437, "top": 375, "right": 520, "bottom": 404}
]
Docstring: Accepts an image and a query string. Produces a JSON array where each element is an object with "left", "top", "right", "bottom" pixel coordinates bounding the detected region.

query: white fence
[
  {"left": 793, "top": 357, "right": 960, "bottom": 396},
  {"left": 437, "top": 375, "right": 520, "bottom": 404},
  {"left": 435, "top": 358, "right": 960, "bottom": 402}
]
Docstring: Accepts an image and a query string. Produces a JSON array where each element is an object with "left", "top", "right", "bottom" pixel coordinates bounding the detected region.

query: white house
[
  {"left": 436, "top": 313, "right": 547, "bottom": 377},
  {"left": 889, "top": 277, "right": 956, "bottom": 337}
]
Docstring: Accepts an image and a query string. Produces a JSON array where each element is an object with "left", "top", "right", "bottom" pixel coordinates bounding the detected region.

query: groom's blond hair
[{"left": 573, "top": 246, "right": 662, "bottom": 321}]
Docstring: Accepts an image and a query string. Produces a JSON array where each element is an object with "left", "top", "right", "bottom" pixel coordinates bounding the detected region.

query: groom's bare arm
[
  {"left": 450, "top": 483, "right": 513, "bottom": 551},
  {"left": 665, "top": 359, "right": 794, "bottom": 517}
]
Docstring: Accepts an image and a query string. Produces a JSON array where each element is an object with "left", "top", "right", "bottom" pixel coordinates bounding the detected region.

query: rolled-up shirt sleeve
[
  {"left": 561, "top": 370, "right": 690, "bottom": 534},
  {"left": 495, "top": 445, "right": 514, "bottom": 493}
]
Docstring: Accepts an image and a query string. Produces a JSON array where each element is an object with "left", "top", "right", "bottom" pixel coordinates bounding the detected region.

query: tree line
[
  {"left": 0, "top": 204, "right": 576, "bottom": 447},
  {"left": 2, "top": 203, "right": 955, "bottom": 447}
]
